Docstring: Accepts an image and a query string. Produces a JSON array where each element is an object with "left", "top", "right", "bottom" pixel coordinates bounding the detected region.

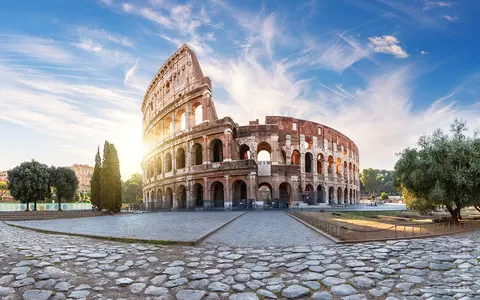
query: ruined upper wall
[{"left": 142, "top": 44, "right": 210, "bottom": 123}]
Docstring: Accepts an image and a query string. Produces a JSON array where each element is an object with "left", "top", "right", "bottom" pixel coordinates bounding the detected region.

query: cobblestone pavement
[
  {"left": 203, "top": 211, "right": 333, "bottom": 247},
  {"left": 1, "top": 222, "right": 480, "bottom": 300},
  {"left": 7, "top": 212, "right": 244, "bottom": 243}
]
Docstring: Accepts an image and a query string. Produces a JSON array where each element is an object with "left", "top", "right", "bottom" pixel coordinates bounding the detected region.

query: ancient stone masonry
[{"left": 141, "top": 44, "right": 360, "bottom": 210}]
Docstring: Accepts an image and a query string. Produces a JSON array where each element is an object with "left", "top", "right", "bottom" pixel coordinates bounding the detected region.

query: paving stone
[
  {"left": 331, "top": 284, "right": 357, "bottom": 296},
  {"left": 256, "top": 289, "right": 277, "bottom": 299},
  {"left": 176, "top": 289, "right": 206, "bottom": 300},
  {"left": 23, "top": 290, "right": 52, "bottom": 300},
  {"left": 229, "top": 292, "right": 259, "bottom": 300},
  {"left": 144, "top": 285, "right": 169, "bottom": 296},
  {"left": 322, "top": 276, "right": 346, "bottom": 287},
  {"left": 311, "top": 291, "right": 333, "bottom": 300},
  {"left": 68, "top": 290, "right": 90, "bottom": 299},
  {"left": 129, "top": 283, "right": 146, "bottom": 294},
  {"left": 208, "top": 282, "right": 230, "bottom": 292},
  {"left": 281, "top": 285, "right": 310, "bottom": 298}
]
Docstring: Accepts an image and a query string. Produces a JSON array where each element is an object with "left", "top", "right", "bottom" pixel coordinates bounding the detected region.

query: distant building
[
  {"left": 71, "top": 164, "right": 94, "bottom": 193},
  {"left": 0, "top": 171, "right": 7, "bottom": 182}
]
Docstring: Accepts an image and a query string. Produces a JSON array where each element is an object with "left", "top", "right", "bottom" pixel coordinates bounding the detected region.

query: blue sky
[{"left": 0, "top": 0, "right": 479, "bottom": 179}]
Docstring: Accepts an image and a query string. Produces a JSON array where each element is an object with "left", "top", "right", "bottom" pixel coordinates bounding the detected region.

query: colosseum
[{"left": 142, "top": 44, "right": 360, "bottom": 210}]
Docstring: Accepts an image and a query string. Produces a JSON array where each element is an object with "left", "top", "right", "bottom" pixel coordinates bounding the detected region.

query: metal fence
[{"left": 288, "top": 211, "right": 480, "bottom": 242}]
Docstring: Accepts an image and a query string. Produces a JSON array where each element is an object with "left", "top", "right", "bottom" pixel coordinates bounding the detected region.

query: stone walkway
[
  {"left": 203, "top": 211, "right": 333, "bottom": 247},
  {"left": 1, "top": 222, "right": 479, "bottom": 300},
  {"left": 7, "top": 212, "right": 244, "bottom": 243}
]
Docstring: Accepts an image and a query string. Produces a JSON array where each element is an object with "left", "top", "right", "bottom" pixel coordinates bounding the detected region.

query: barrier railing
[{"left": 288, "top": 211, "right": 480, "bottom": 242}]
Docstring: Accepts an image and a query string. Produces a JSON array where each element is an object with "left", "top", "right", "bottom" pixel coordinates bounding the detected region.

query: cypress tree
[
  {"left": 90, "top": 147, "right": 102, "bottom": 210},
  {"left": 101, "top": 141, "right": 122, "bottom": 212}
]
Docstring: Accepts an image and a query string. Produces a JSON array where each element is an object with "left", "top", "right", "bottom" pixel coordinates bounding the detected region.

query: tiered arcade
[{"left": 142, "top": 45, "right": 360, "bottom": 210}]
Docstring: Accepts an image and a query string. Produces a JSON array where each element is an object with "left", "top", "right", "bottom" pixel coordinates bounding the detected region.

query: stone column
[
  {"left": 186, "top": 181, "right": 192, "bottom": 208},
  {"left": 248, "top": 172, "right": 257, "bottom": 201},
  {"left": 224, "top": 129, "right": 232, "bottom": 162},
  {"left": 203, "top": 177, "right": 210, "bottom": 208},
  {"left": 203, "top": 135, "right": 209, "bottom": 164},
  {"left": 224, "top": 176, "right": 231, "bottom": 209},
  {"left": 323, "top": 159, "right": 328, "bottom": 182},
  {"left": 333, "top": 188, "right": 338, "bottom": 205}
]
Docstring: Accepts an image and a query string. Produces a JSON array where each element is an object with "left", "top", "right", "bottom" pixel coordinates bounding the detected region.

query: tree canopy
[
  {"left": 7, "top": 160, "right": 50, "bottom": 211},
  {"left": 123, "top": 173, "right": 143, "bottom": 204},
  {"left": 360, "top": 168, "right": 396, "bottom": 195},
  {"left": 394, "top": 120, "right": 480, "bottom": 222},
  {"left": 50, "top": 167, "right": 79, "bottom": 211},
  {"left": 90, "top": 147, "right": 102, "bottom": 210},
  {"left": 0, "top": 181, "right": 8, "bottom": 201}
]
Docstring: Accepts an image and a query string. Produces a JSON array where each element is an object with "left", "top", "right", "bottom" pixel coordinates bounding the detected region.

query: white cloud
[
  {"left": 420, "top": 50, "right": 428, "bottom": 55},
  {"left": 442, "top": 15, "right": 458, "bottom": 22},
  {"left": 73, "top": 38, "right": 104, "bottom": 53},
  {"left": 423, "top": 1, "right": 454, "bottom": 11},
  {"left": 0, "top": 34, "right": 74, "bottom": 65},
  {"left": 368, "top": 35, "right": 408, "bottom": 58},
  {"left": 76, "top": 27, "right": 133, "bottom": 47}
]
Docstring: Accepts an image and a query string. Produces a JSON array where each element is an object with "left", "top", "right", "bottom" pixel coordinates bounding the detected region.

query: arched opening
[
  {"left": 344, "top": 187, "right": 348, "bottom": 204},
  {"left": 156, "top": 123, "right": 162, "bottom": 145},
  {"left": 211, "top": 181, "right": 224, "bottom": 208},
  {"left": 193, "top": 183, "right": 204, "bottom": 207},
  {"left": 354, "top": 190, "right": 357, "bottom": 202},
  {"left": 343, "top": 161, "right": 348, "bottom": 180},
  {"left": 232, "top": 180, "right": 247, "bottom": 208},
  {"left": 291, "top": 150, "right": 300, "bottom": 165},
  {"left": 177, "top": 185, "right": 187, "bottom": 209},
  {"left": 148, "top": 162, "right": 154, "bottom": 178},
  {"left": 165, "top": 187, "right": 173, "bottom": 209},
  {"left": 279, "top": 182, "right": 291, "bottom": 206},
  {"left": 280, "top": 150, "right": 287, "bottom": 164},
  {"left": 239, "top": 144, "right": 250, "bottom": 160},
  {"left": 258, "top": 183, "right": 273, "bottom": 207},
  {"left": 305, "top": 184, "right": 314, "bottom": 205},
  {"left": 191, "top": 143, "right": 203, "bottom": 165},
  {"left": 156, "top": 156, "right": 162, "bottom": 175},
  {"left": 175, "top": 109, "right": 186, "bottom": 132},
  {"left": 328, "top": 187, "right": 335, "bottom": 205},
  {"left": 164, "top": 117, "right": 173, "bottom": 136},
  {"left": 176, "top": 148, "right": 186, "bottom": 169},
  {"left": 192, "top": 102, "right": 202, "bottom": 126},
  {"left": 257, "top": 142, "right": 272, "bottom": 161},
  {"left": 305, "top": 152, "right": 313, "bottom": 173},
  {"left": 317, "top": 154, "right": 324, "bottom": 174},
  {"left": 156, "top": 189, "right": 162, "bottom": 211},
  {"left": 350, "top": 189, "right": 353, "bottom": 204},
  {"left": 304, "top": 138, "right": 313, "bottom": 150},
  {"left": 317, "top": 185, "right": 325, "bottom": 203},
  {"left": 211, "top": 139, "right": 223, "bottom": 162},
  {"left": 150, "top": 190, "right": 156, "bottom": 210},
  {"left": 349, "top": 162, "right": 353, "bottom": 183},
  {"left": 336, "top": 158, "right": 342, "bottom": 174},
  {"left": 165, "top": 153, "right": 172, "bottom": 172},
  {"left": 328, "top": 156, "right": 334, "bottom": 174},
  {"left": 337, "top": 187, "right": 342, "bottom": 204}
]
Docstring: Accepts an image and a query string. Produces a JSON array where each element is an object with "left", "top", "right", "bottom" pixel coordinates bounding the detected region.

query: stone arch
[
  {"left": 317, "top": 185, "right": 325, "bottom": 203},
  {"left": 164, "top": 116, "right": 173, "bottom": 136},
  {"left": 279, "top": 182, "right": 292, "bottom": 205},
  {"left": 344, "top": 187, "right": 348, "bottom": 204},
  {"left": 191, "top": 143, "right": 203, "bottom": 165},
  {"left": 165, "top": 152, "right": 172, "bottom": 172},
  {"left": 304, "top": 137, "right": 313, "bottom": 150},
  {"left": 156, "top": 188, "right": 163, "bottom": 210},
  {"left": 191, "top": 102, "right": 202, "bottom": 126},
  {"left": 257, "top": 142, "right": 272, "bottom": 161},
  {"left": 177, "top": 185, "right": 187, "bottom": 209},
  {"left": 343, "top": 161, "right": 348, "bottom": 179},
  {"left": 176, "top": 148, "right": 186, "bottom": 169},
  {"left": 192, "top": 183, "right": 204, "bottom": 207},
  {"left": 211, "top": 181, "right": 224, "bottom": 208},
  {"left": 328, "top": 187, "right": 335, "bottom": 205},
  {"left": 336, "top": 157, "right": 342, "bottom": 174},
  {"left": 305, "top": 152, "right": 313, "bottom": 173},
  {"left": 305, "top": 184, "right": 314, "bottom": 204},
  {"left": 280, "top": 150, "right": 287, "bottom": 164},
  {"left": 175, "top": 109, "right": 186, "bottom": 131},
  {"left": 291, "top": 150, "right": 301, "bottom": 165},
  {"left": 210, "top": 139, "right": 223, "bottom": 163},
  {"left": 317, "top": 154, "right": 324, "bottom": 174},
  {"left": 232, "top": 180, "right": 247, "bottom": 208},
  {"left": 350, "top": 189, "right": 353, "bottom": 204},
  {"left": 337, "top": 187, "right": 343, "bottom": 204},
  {"left": 258, "top": 182, "right": 272, "bottom": 207},
  {"left": 156, "top": 156, "right": 162, "bottom": 174},
  {"left": 165, "top": 187, "right": 173, "bottom": 209},
  {"left": 328, "top": 156, "right": 334, "bottom": 174},
  {"left": 239, "top": 144, "right": 250, "bottom": 160}
]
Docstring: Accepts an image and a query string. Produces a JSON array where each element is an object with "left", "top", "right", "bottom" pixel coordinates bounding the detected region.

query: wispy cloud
[
  {"left": 73, "top": 38, "right": 104, "bottom": 53},
  {"left": 442, "top": 15, "right": 458, "bottom": 22},
  {"left": 368, "top": 35, "right": 408, "bottom": 58},
  {"left": 423, "top": 1, "right": 454, "bottom": 11}
]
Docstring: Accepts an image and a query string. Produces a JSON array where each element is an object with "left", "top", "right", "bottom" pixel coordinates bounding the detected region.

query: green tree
[
  {"left": 90, "top": 147, "right": 102, "bottom": 210},
  {"left": 50, "top": 167, "right": 79, "bottom": 211},
  {"left": 123, "top": 173, "right": 143, "bottom": 203},
  {"left": 380, "top": 192, "right": 389, "bottom": 200},
  {"left": 0, "top": 181, "right": 8, "bottom": 202},
  {"left": 360, "top": 168, "right": 378, "bottom": 194},
  {"left": 395, "top": 120, "right": 480, "bottom": 222},
  {"left": 7, "top": 160, "right": 50, "bottom": 211},
  {"left": 101, "top": 141, "right": 122, "bottom": 212}
]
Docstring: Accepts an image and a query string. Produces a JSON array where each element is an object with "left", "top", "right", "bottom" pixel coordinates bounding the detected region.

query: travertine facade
[
  {"left": 71, "top": 164, "right": 93, "bottom": 193},
  {"left": 142, "top": 45, "right": 360, "bottom": 210}
]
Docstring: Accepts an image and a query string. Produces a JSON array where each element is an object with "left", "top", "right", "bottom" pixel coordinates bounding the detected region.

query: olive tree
[
  {"left": 394, "top": 120, "right": 480, "bottom": 222},
  {"left": 50, "top": 167, "right": 79, "bottom": 211}
]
